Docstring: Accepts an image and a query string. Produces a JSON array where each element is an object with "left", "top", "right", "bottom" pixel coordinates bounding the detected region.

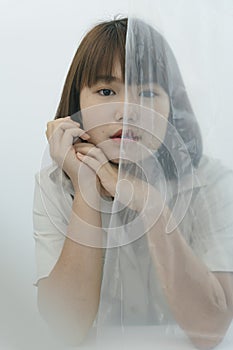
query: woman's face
[{"left": 80, "top": 61, "right": 170, "bottom": 164}]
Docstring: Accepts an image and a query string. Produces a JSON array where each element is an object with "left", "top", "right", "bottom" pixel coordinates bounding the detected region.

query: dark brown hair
[
  {"left": 55, "top": 17, "right": 202, "bottom": 179},
  {"left": 55, "top": 18, "right": 127, "bottom": 119}
]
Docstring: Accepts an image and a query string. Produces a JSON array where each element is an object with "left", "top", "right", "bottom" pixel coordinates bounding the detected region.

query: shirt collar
[{"left": 48, "top": 163, "right": 75, "bottom": 196}]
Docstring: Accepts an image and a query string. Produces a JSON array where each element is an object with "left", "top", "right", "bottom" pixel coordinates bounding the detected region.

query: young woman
[{"left": 33, "top": 17, "right": 233, "bottom": 348}]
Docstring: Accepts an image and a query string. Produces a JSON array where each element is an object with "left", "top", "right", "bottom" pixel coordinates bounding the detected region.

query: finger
[
  {"left": 46, "top": 118, "right": 86, "bottom": 141},
  {"left": 76, "top": 146, "right": 108, "bottom": 164},
  {"left": 47, "top": 116, "right": 80, "bottom": 130},
  {"left": 47, "top": 124, "right": 90, "bottom": 151},
  {"left": 49, "top": 127, "right": 89, "bottom": 161},
  {"left": 76, "top": 151, "right": 112, "bottom": 183},
  {"left": 47, "top": 122, "right": 78, "bottom": 141},
  {"left": 76, "top": 153, "right": 100, "bottom": 173},
  {"left": 47, "top": 121, "right": 81, "bottom": 135},
  {"left": 52, "top": 116, "right": 81, "bottom": 127},
  {"left": 73, "top": 143, "right": 95, "bottom": 152},
  {"left": 61, "top": 128, "right": 90, "bottom": 149}
]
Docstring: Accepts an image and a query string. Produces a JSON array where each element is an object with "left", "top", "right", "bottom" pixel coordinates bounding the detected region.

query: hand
[
  {"left": 74, "top": 143, "right": 150, "bottom": 211},
  {"left": 73, "top": 142, "right": 160, "bottom": 212},
  {"left": 46, "top": 116, "right": 96, "bottom": 190},
  {"left": 73, "top": 142, "right": 118, "bottom": 198}
]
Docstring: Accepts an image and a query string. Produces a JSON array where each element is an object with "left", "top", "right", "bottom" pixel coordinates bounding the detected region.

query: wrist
[
  {"left": 70, "top": 172, "right": 101, "bottom": 193},
  {"left": 116, "top": 178, "right": 143, "bottom": 212},
  {"left": 73, "top": 176, "right": 101, "bottom": 203}
]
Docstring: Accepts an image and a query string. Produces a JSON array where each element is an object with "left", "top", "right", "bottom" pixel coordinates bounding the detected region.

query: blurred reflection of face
[{"left": 80, "top": 60, "right": 170, "bottom": 163}]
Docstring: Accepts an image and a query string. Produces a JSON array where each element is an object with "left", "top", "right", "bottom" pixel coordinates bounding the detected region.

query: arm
[
  {"left": 71, "top": 144, "right": 233, "bottom": 348},
  {"left": 144, "top": 188, "right": 233, "bottom": 350},
  {"left": 113, "top": 172, "right": 233, "bottom": 349},
  {"left": 37, "top": 182, "right": 103, "bottom": 345},
  {"left": 38, "top": 117, "right": 104, "bottom": 344}
]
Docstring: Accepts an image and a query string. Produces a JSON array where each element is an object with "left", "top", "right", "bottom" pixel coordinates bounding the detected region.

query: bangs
[
  {"left": 76, "top": 20, "right": 127, "bottom": 90},
  {"left": 126, "top": 49, "right": 169, "bottom": 88},
  {"left": 126, "top": 22, "right": 169, "bottom": 92}
]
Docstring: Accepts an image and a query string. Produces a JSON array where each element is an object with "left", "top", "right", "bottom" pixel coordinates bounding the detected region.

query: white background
[
  {"left": 0, "top": 1, "right": 129, "bottom": 348},
  {"left": 0, "top": 0, "right": 232, "bottom": 348}
]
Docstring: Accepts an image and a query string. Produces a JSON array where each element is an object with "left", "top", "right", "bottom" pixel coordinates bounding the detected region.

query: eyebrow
[{"left": 95, "top": 75, "right": 123, "bottom": 83}]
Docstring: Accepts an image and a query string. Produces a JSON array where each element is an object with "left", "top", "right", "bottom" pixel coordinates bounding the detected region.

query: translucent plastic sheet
[
  {"left": 94, "top": 1, "right": 233, "bottom": 347},
  {"left": 34, "top": 1, "right": 233, "bottom": 349}
]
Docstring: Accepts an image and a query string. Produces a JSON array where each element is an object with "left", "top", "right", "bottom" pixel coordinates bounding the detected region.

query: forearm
[
  {"left": 146, "top": 209, "right": 231, "bottom": 349},
  {"left": 38, "top": 190, "right": 103, "bottom": 344}
]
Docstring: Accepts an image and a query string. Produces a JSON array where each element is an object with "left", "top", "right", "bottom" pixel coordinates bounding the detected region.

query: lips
[
  {"left": 110, "top": 128, "right": 140, "bottom": 141},
  {"left": 124, "top": 129, "right": 140, "bottom": 141},
  {"left": 110, "top": 129, "right": 122, "bottom": 138}
]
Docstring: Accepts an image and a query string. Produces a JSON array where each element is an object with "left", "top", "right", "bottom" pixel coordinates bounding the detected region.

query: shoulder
[
  {"left": 35, "top": 163, "right": 61, "bottom": 187},
  {"left": 35, "top": 163, "right": 74, "bottom": 197},
  {"left": 166, "top": 155, "right": 232, "bottom": 201},
  {"left": 195, "top": 155, "right": 233, "bottom": 199},
  {"left": 196, "top": 155, "right": 233, "bottom": 186},
  {"left": 192, "top": 156, "right": 233, "bottom": 226},
  {"left": 34, "top": 164, "right": 73, "bottom": 215},
  {"left": 33, "top": 164, "right": 73, "bottom": 226}
]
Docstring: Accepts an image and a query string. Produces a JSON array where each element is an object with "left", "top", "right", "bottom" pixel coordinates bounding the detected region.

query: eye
[
  {"left": 139, "top": 90, "right": 158, "bottom": 98},
  {"left": 98, "top": 89, "right": 115, "bottom": 96}
]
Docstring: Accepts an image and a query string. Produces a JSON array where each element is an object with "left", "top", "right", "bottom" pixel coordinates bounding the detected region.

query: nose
[
  {"left": 114, "top": 102, "right": 138, "bottom": 123},
  {"left": 115, "top": 102, "right": 124, "bottom": 122},
  {"left": 126, "top": 102, "right": 139, "bottom": 123}
]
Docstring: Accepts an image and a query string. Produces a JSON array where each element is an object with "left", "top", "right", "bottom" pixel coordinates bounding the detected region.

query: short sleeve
[
  {"left": 33, "top": 171, "right": 70, "bottom": 285},
  {"left": 190, "top": 168, "right": 233, "bottom": 272},
  {"left": 33, "top": 168, "right": 113, "bottom": 286}
]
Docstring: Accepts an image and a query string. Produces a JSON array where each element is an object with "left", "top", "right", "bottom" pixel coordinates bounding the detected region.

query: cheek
[
  {"left": 86, "top": 127, "right": 108, "bottom": 145},
  {"left": 81, "top": 107, "right": 111, "bottom": 131},
  {"left": 154, "top": 98, "right": 170, "bottom": 119},
  {"left": 141, "top": 112, "right": 169, "bottom": 150}
]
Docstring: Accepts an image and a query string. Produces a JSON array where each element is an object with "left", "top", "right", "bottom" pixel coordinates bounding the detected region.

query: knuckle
[
  {"left": 46, "top": 120, "right": 57, "bottom": 136},
  {"left": 59, "top": 122, "right": 67, "bottom": 129}
]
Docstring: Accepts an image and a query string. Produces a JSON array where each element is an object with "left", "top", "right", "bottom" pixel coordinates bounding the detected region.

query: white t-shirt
[{"left": 33, "top": 155, "right": 233, "bottom": 323}]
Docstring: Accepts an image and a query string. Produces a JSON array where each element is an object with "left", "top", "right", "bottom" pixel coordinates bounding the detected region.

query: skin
[
  {"left": 79, "top": 60, "right": 170, "bottom": 165},
  {"left": 40, "top": 61, "right": 233, "bottom": 348},
  {"left": 74, "top": 60, "right": 170, "bottom": 200}
]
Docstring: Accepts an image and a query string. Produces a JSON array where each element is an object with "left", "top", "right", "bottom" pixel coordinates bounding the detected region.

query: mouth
[
  {"left": 110, "top": 128, "right": 140, "bottom": 141},
  {"left": 110, "top": 129, "right": 123, "bottom": 139}
]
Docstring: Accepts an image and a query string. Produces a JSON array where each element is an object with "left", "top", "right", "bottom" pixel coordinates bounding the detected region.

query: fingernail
[
  {"left": 77, "top": 152, "right": 83, "bottom": 158},
  {"left": 82, "top": 133, "right": 90, "bottom": 140}
]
